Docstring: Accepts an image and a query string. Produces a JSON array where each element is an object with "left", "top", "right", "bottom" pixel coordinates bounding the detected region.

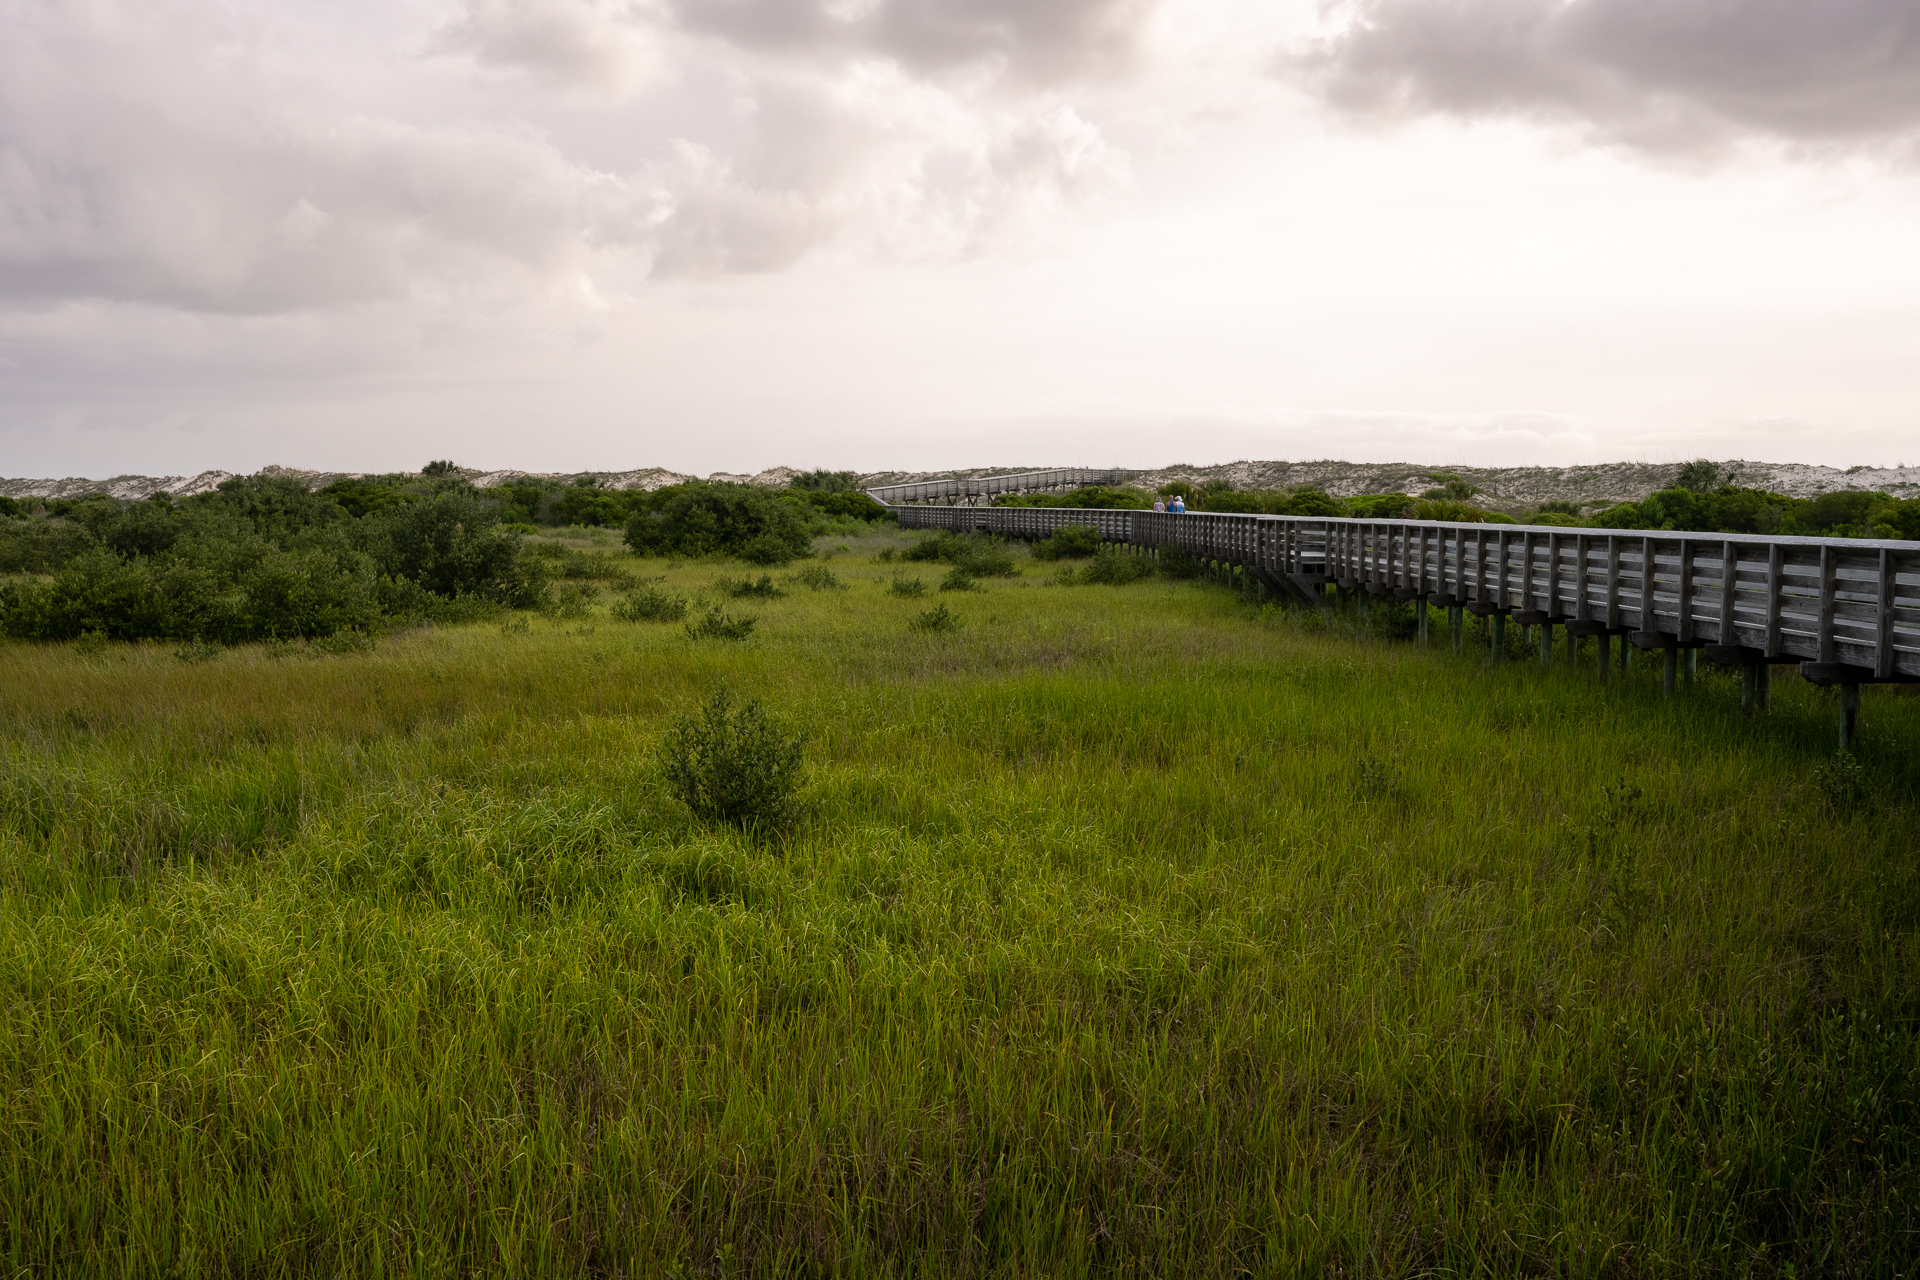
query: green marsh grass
[{"left": 1, "top": 529, "right": 1916, "bottom": 1275}]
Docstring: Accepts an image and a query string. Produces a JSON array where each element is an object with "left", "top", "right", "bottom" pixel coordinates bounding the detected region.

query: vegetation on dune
[
  {"left": 0, "top": 475, "right": 544, "bottom": 644},
  {"left": 0, "top": 523, "right": 1915, "bottom": 1274}
]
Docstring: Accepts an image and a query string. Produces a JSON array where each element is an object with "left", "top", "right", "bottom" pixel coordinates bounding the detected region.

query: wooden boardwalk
[
  {"left": 896, "top": 504, "right": 1920, "bottom": 739},
  {"left": 866, "top": 468, "right": 1137, "bottom": 507}
]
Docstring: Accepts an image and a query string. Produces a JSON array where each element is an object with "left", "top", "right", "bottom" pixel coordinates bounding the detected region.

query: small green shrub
[
  {"left": 909, "top": 603, "right": 961, "bottom": 633},
  {"left": 790, "top": 566, "right": 845, "bottom": 591},
  {"left": 939, "top": 568, "right": 983, "bottom": 593},
  {"left": 717, "top": 574, "right": 786, "bottom": 599},
  {"left": 313, "top": 630, "right": 376, "bottom": 656},
  {"left": 902, "top": 532, "right": 1018, "bottom": 577},
  {"left": 1031, "top": 523, "right": 1103, "bottom": 561},
  {"left": 658, "top": 687, "right": 804, "bottom": 829},
  {"left": 888, "top": 575, "right": 926, "bottom": 598},
  {"left": 1157, "top": 549, "right": 1203, "bottom": 580},
  {"left": 1814, "top": 753, "right": 1870, "bottom": 809},
  {"left": 612, "top": 584, "right": 689, "bottom": 622},
  {"left": 173, "top": 639, "right": 223, "bottom": 664},
  {"left": 686, "top": 607, "right": 757, "bottom": 640},
  {"left": 72, "top": 630, "right": 109, "bottom": 656},
  {"left": 548, "top": 583, "right": 599, "bottom": 619},
  {"left": 1078, "top": 548, "right": 1152, "bottom": 585},
  {"left": 875, "top": 548, "right": 897, "bottom": 563}
]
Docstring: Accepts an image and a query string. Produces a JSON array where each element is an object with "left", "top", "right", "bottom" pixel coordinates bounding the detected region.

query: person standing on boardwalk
[
  {"left": 1153, "top": 497, "right": 1166, "bottom": 513},
  {"left": 1169, "top": 494, "right": 1186, "bottom": 514}
]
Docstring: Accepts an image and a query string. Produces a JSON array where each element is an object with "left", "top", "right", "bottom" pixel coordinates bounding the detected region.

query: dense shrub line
[{"left": 0, "top": 477, "right": 544, "bottom": 644}]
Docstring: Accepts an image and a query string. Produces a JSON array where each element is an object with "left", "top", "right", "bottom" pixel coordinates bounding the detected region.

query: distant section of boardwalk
[
  {"left": 894, "top": 502, "right": 1920, "bottom": 739},
  {"left": 866, "top": 468, "right": 1138, "bottom": 508}
]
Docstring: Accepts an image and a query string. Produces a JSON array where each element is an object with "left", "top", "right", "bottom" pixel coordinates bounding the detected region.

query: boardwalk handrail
[
  {"left": 896, "top": 504, "right": 1920, "bottom": 684},
  {"left": 867, "top": 468, "right": 1138, "bottom": 508}
]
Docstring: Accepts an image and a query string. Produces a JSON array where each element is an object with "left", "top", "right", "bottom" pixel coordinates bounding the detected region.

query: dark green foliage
[
  {"left": 901, "top": 532, "right": 1018, "bottom": 577},
  {"left": 624, "top": 483, "right": 812, "bottom": 564},
  {"left": 888, "top": 574, "right": 926, "bottom": 597},
  {"left": 1078, "top": 547, "right": 1153, "bottom": 584},
  {"left": 788, "top": 469, "right": 863, "bottom": 493},
  {"left": 996, "top": 485, "right": 1150, "bottom": 510},
  {"left": 1405, "top": 498, "right": 1493, "bottom": 523},
  {"left": 794, "top": 490, "right": 889, "bottom": 521},
  {"left": 1587, "top": 484, "right": 1920, "bottom": 539},
  {"left": 320, "top": 477, "right": 420, "bottom": 519},
  {"left": 717, "top": 574, "right": 786, "bottom": 599},
  {"left": 1156, "top": 549, "right": 1204, "bottom": 579},
  {"left": 0, "top": 474, "right": 542, "bottom": 644},
  {"left": 1345, "top": 493, "right": 1416, "bottom": 519},
  {"left": 421, "top": 460, "right": 460, "bottom": 477},
  {"left": 1535, "top": 500, "right": 1582, "bottom": 517},
  {"left": 1420, "top": 475, "right": 1476, "bottom": 501},
  {"left": 1030, "top": 523, "right": 1103, "bottom": 560},
  {"left": 1195, "top": 487, "right": 1344, "bottom": 517},
  {"left": 548, "top": 484, "right": 634, "bottom": 528},
  {"left": 524, "top": 545, "right": 635, "bottom": 587},
  {"left": 0, "top": 496, "right": 23, "bottom": 518},
  {"left": 790, "top": 566, "right": 845, "bottom": 591},
  {"left": 938, "top": 568, "right": 983, "bottom": 592},
  {"left": 908, "top": 602, "right": 961, "bottom": 632},
  {"left": 612, "top": 584, "right": 689, "bottom": 622},
  {"left": 685, "top": 606, "right": 757, "bottom": 640},
  {"left": 1674, "top": 459, "right": 1728, "bottom": 493},
  {"left": 658, "top": 687, "right": 804, "bottom": 829}
]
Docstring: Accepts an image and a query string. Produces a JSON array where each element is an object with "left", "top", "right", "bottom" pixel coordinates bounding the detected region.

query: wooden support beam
[{"left": 1840, "top": 682, "right": 1860, "bottom": 752}]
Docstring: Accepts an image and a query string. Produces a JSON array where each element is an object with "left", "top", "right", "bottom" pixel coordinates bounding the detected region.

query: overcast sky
[{"left": 4, "top": 0, "right": 1919, "bottom": 478}]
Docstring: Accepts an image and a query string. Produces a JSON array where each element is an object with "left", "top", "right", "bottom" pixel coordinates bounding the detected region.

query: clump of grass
[
  {"left": 939, "top": 568, "right": 983, "bottom": 593},
  {"left": 172, "top": 638, "right": 223, "bottom": 663},
  {"left": 888, "top": 574, "right": 926, "bottom": 598},
  {"left": 658, "top": 686, "right": 804, "bottom": 829},
  {"left": 909, "top": 602, "right": 961, "bottom": 633},
  {"left": 1030, "top": 523, "right": 1103, "bottom": 561},
  {"left": 717, "top": 574, "right": 786, "bottom": 599},
  {"left": 72, "top": 630, "right": 109, "bottom": 656},
  {"left": 1156, "top": 548, "right": 1204, "bottom": 579},
  {"left": 903, "top": 531, "right": 1019, "bottom": 577},
  {"left": 685, "top": 606, "right": 757, "bottom": 640},
  {"left": 1078, "top": 547, "right": 1153, "bottom": 585},
  {"left": 612, "top": 583, "right": 689, "bottom": 622},
  {"left": 312, "top": 630, "right": 376, "bottom": 656},
  {"left": 547, "top": 583, "right": 600, "bottom": 619},
  {"left": 1814, "top": 752, "right": 1870, "bottom": 809},
  {"left": 790, "top": 566, "right": 845, "bottom": 591}
]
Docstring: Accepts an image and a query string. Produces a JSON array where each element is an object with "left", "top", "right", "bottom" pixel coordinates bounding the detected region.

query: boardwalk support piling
[{"left": 1840, "top": 683, "right": 1860, "bottom": 750}]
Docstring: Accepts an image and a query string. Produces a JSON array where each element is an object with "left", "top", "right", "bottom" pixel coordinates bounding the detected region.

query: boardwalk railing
[
  {"left": 897, "top": 505, "right": 1920, "bottom": 691},
  {"left": 867, "top": 468, "right": 1137, "bottom": 508}
]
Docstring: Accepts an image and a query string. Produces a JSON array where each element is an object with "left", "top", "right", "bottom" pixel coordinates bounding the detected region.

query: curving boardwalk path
[{"left": 894, "top": 503, "right": 1920, "bottom": 748}]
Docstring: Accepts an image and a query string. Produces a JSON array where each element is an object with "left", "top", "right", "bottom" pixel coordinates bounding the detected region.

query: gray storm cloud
[
  {"left": 1298, "top": 0, "right": 1920, "bottom": 151},
  {"left": 0, "top": 0, "right": 1142, "bottom": 318}
]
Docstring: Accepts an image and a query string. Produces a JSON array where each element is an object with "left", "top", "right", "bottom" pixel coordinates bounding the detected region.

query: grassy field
[{"left": 1, "top": 527, "right": 1915, "bottom": 1276}]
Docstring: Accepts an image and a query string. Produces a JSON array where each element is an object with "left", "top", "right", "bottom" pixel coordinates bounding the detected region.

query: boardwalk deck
[
  {"left": 866, "top": 468, "right": 1137, "bottom": 507},
  {"left": 895, "top": 506, "right": 1920, "bottom": 682}
]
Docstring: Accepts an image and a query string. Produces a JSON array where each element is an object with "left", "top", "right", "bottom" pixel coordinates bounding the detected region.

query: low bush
[
  {"left": 901, "top": 532, "right": 1018, "bottom": 577},
  {"left": 939, "top": 568, "right": 983, "bottom": 592},
  {"left": 717, "top": 574, "right": 786, "bottom": 599},
  {"left": 1079, "top": 548, "right": 1153, "bottom": 585},
  {"left": 612, "top": 584, "right": 689, "bottom": 622},
  {"left": 1157, "top": 549, "right": 1204, "bottom": 580},
  {"left": 685, "top": 607, "right": 757, "bottom": 641},
  {"left": 790, "top": 566, "right": 845, "bottom": 591},
  {"left": 658, "top": 687, "right": 805, "bottom": 829},
  {"left": 1030, "top": 523, "right": 1103, "bottom": 561},
  {"left": 908, "top": 603, "right": 961, "bottom": 633},
  {"left": 623, "top": 482, "right": 812, "bottom": 564},
  {"left": 888, "top": 575, "right": 926, "bottom": 598}
]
